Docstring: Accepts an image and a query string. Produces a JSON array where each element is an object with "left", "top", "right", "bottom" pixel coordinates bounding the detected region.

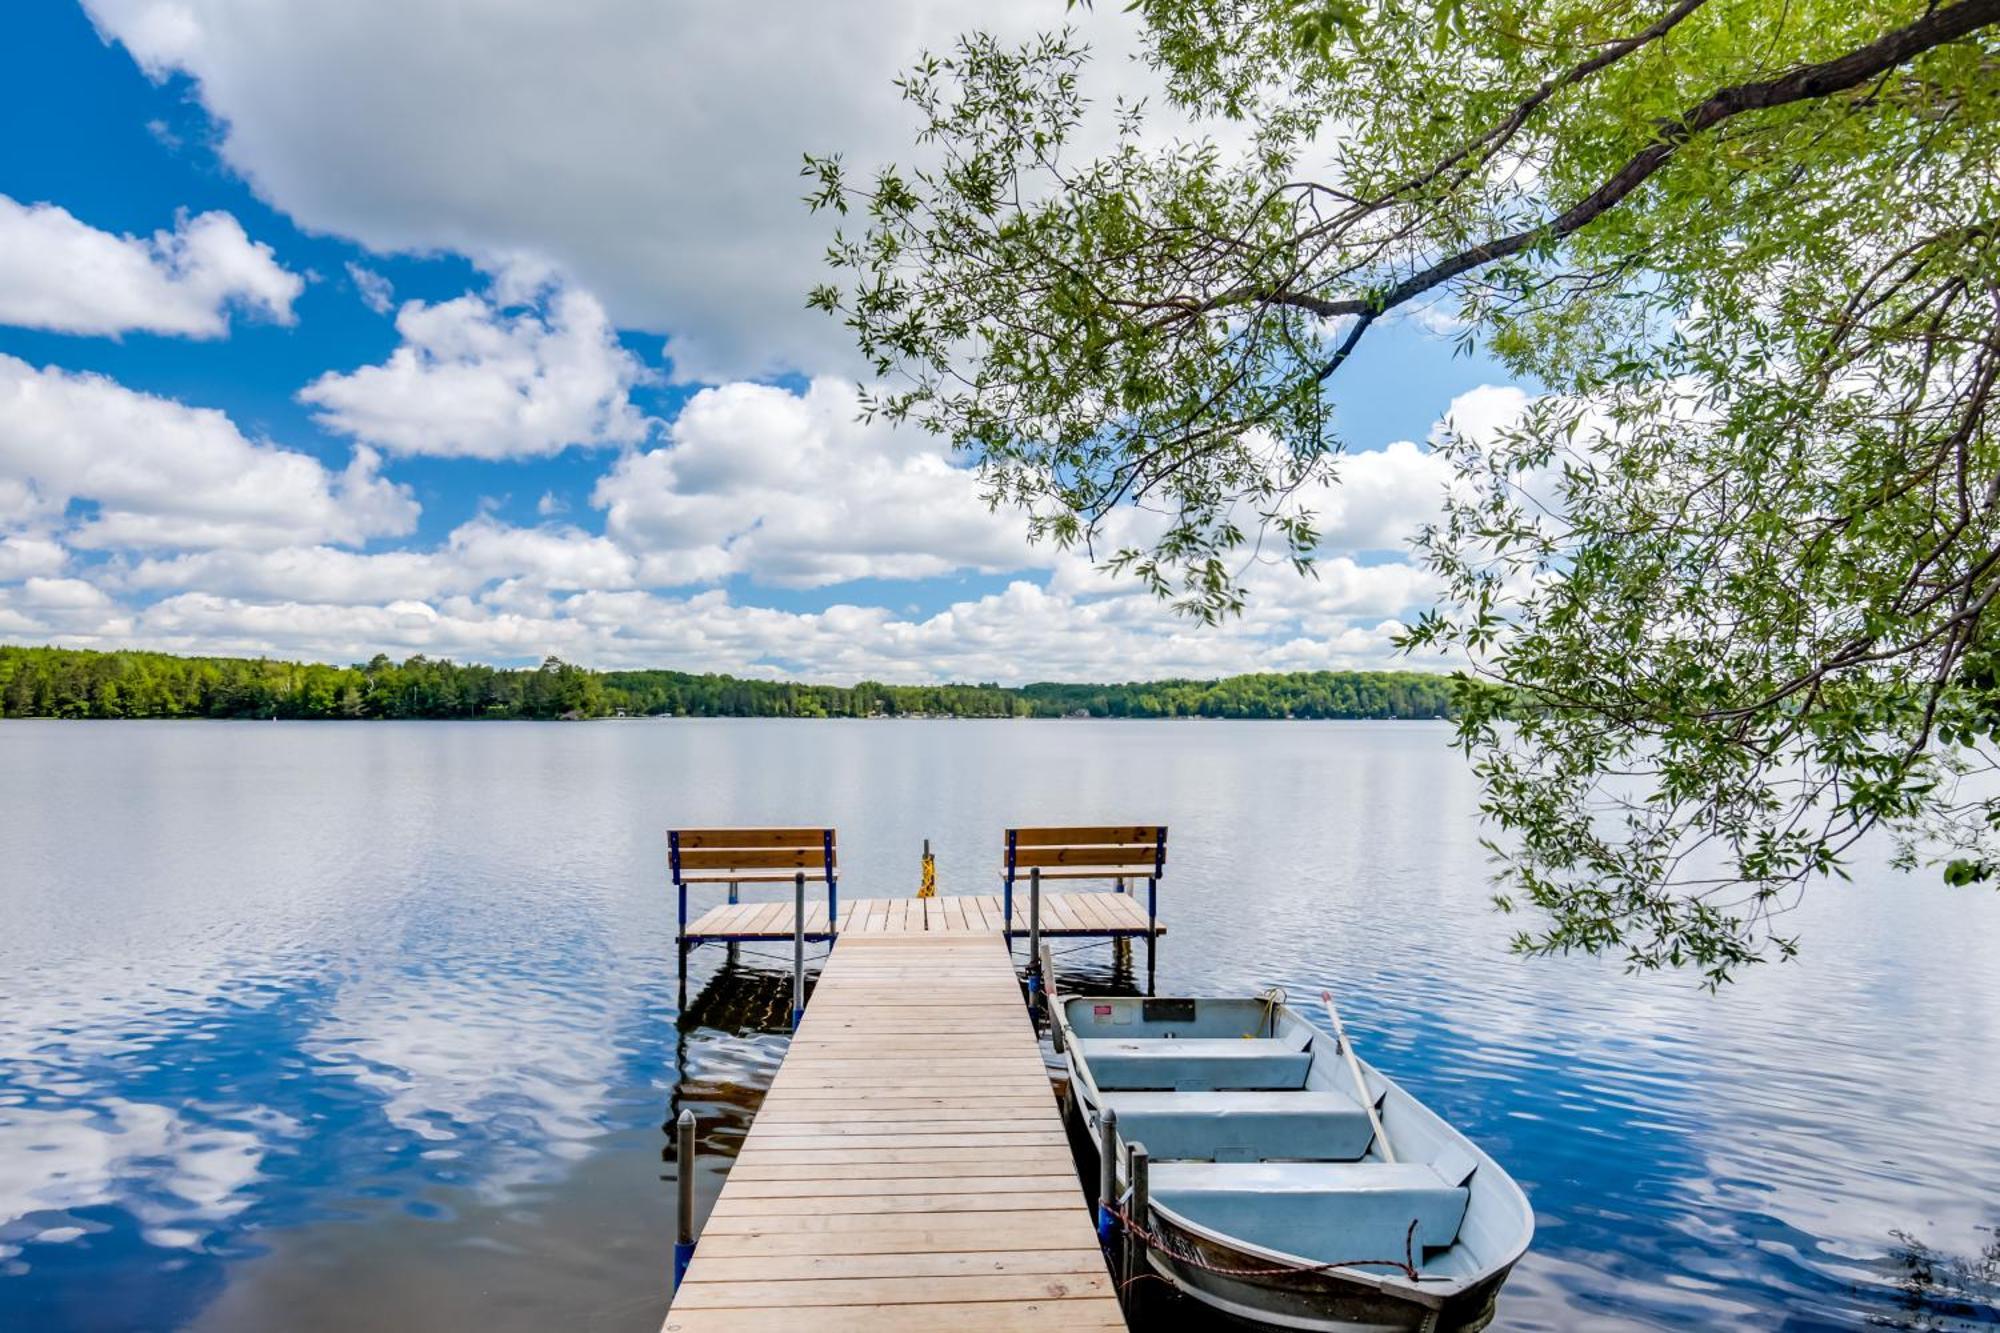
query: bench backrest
[
  {"left": 669, "top": 827, "right": 837, "bottom": 887},
  {"left": 1004, "top": 826, "right": 1167, "bottom": 883}
]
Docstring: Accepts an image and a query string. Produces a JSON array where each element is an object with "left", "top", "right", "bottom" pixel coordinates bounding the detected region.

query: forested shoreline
[{"left": 0, "top": 645, "right": 1461, "bottom": 721}]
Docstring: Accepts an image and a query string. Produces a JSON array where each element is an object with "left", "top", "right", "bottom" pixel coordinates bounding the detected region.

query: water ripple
[{"left": 0, "top": 718, "right": 1995, "bottom": 1331}]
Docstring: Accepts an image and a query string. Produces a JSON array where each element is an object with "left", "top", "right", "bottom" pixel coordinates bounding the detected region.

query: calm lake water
[{"left": 1, "top": 718, "right": 1996, "bottom": 1331}]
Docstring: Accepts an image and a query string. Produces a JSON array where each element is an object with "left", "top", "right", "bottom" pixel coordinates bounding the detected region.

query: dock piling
[
  {"left": 1123, "top": 1140, "right": 1150, "bottom": 1282},
  {"left": 672, "top": 1108, "right": 697, "bottom": 1290},
  {"left": 1096, "top": 1106, "right": 1119, "bottom": 1243}
]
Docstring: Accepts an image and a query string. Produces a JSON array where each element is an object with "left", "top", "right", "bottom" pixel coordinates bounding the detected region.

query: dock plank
[
  {"left": 671, "top": 1272, "right": 1115, "bottom": 1308},
  {"left": 685, "top": 891, "right": 1159, "bottom": 943},
  {"left": 664, "top": 1302, "right": 1127, "bottom": 1332},
  {"left": 680, "top": 1249, "right": 1106, "bottom": 1282}
]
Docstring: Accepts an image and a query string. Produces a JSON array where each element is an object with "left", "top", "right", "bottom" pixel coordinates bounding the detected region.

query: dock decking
[
  {"left": 682, "top": 891, "right": 1163, "bottom": 942},
  {"left": 662, "top": 931, "right": 1124, "bottom": 1331}
]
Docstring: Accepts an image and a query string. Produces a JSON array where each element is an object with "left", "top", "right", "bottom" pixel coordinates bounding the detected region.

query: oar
[{"left": 1321, "top": 990, "right": 1395, "bottom": 1164}]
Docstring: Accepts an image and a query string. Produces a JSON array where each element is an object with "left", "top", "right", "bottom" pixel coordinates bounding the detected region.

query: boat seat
[
  {"left": 1100, "top": 1092, "right": 1375, "bottom": 1162},
  {"left": 1076, "top": 1038, "right": 1312, "bottom": 1091},
  {"left": 1148, "top": 1162, "right": 1470, "bottom": 1263}
]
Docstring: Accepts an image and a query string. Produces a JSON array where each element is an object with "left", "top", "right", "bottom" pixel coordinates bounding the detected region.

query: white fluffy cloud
[
  {"left": 0, "top": 354, "right": 417, "bottom": 551},
  {"left": 0, "top": 369, "right": 1511, "bottom": 679},
  {"left": 594, "top": 378, "right": 1042, "bottom": 587},
  {"left": 1, "top": 577, "right": 1415, "bottom": 683},
  {"left": 117, "top": 517, "right": 644, "bottom": 605},
  {"left": 122, "top": 545, "right": 465, "bottom": 605},
  {"left": 300, "top": 277, "right": 651, "bottom": 459},
  {"left": 79, "top": 0, "right": 1177, "bottom": 382},
  {"left": 0, "top": 534, "right": 66, "bottom": 581},
  {"left": 1314, "top": 441, "right": 1456, "bottom": 553},
  {"left": 345, "top": 261, "right": 394, "bottom": 315},
  {"left": 1432, "top": 383, "right": 1532, "bottom": 447},
  {"left": 15, "top": 0, "right": 1510, "bottom": 684},
  {"left": 0, "top": 195, "right": 301, "bottom": 338}
]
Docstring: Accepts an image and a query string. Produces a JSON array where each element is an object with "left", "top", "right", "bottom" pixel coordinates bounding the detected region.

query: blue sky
[{"left": 0, "top": 0, "right": 1525, "bottom": 683}]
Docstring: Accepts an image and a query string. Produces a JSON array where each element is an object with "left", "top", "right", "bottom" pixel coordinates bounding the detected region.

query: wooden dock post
[{"left": 673, "top": 1109, "right": 697, "bottom": 1290}]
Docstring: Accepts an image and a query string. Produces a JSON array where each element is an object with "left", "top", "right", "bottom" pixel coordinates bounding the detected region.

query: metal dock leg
[
  {"left": 672, "top": 1109, "right": 697, "bottom": 1289},
  {"left": 1095, "top": 1106, "right": 1119, "bottom": 1244},
  {"left": 1039, "top": 942, "right": 1061, "bottom": 1050},
  {"left": 725, "top": 878, "right": 739, "bottom": 966},
  {"left": 676, "top": 883, "right": 689, "bottom": 992},
  {"left": 1123, "top": 1140, "right": 1149, "bottom": 1283},
  {"left": 1146, "top": 871, "right": 1158, "bottom": 995}
]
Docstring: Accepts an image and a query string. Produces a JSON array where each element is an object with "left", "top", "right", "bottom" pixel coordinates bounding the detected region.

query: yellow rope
[
  {"left": 1253, "top": 986, "right": 1286, "bottom": 1038},
  {"left": 918, "top": 851, "right": 937, "bottom": 898}
]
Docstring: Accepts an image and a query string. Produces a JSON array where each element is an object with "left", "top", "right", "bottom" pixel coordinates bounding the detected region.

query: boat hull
[
  {"left": 1058, "top": 993, "right": 1533, "bottom": 1333},
  {"left": 1137, "top": 1211, "right": 1510, "bottom": 1333},
  {"left": 1069, "top": 1107, "right": 1508, "bottom": 1333}
]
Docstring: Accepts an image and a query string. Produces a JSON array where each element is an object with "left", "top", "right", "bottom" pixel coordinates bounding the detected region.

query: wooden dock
[{"left": 662, "top": 931, "right": 1124, "bottom": 1331}]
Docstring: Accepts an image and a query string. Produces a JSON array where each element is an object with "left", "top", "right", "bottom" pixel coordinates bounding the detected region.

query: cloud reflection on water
[{"left": 1, "top": 718, "right": 1996, "bottom": 1332}]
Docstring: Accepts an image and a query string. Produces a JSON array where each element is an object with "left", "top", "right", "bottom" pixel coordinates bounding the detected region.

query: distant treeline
[{"left": 0, "top": 645, "right": 1464, "bottom": 721}]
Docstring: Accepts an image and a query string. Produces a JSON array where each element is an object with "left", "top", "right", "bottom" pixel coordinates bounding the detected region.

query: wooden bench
[
  {"left": 670, "top": 827, "right": 839, "bottom": 950},
  {"left": 1002, "top": 825, "right": 1166, "bottom": 946}
]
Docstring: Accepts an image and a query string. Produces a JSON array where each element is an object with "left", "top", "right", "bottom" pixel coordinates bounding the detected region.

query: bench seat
[
  {"left": 1076, "top": 1037, "right": 1312, "bottom": 1091},
  {"left": 1099, "top": 1091, "right": 1375, "bottom": 1161},
  {"left": 1147, "top": 1162, "right": 1470, "bottom": 1262}
]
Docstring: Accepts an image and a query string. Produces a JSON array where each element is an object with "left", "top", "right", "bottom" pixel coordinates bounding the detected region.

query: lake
[{"left": 1, "top": 718, "right": 1996, "bottom": 1331}]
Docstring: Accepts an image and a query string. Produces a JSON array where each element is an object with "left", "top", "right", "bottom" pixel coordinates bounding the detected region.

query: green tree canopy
[{"left": 806, "top": 0, "right": 2000, "bottom": 981}]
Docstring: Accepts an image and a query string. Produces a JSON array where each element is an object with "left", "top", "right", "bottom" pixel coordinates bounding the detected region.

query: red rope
[{"left": 1107, "top": 1204, "right": 1422, "bottom": 1283}]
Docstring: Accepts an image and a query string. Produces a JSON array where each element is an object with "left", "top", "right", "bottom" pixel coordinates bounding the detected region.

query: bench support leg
[
  {"left": 1146, "top": 875, "right": 1158, "bottom": 994},
  {"left": 726, "top": 878, "right": 739, "bottom": 966},
  {"left": 1026, "top": 867, "right": 1042, "bottom": 997}
]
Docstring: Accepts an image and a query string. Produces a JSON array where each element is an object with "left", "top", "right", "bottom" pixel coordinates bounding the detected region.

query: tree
[{"left": 806, "top": 0, "right": 2000, "bottom": 981}]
